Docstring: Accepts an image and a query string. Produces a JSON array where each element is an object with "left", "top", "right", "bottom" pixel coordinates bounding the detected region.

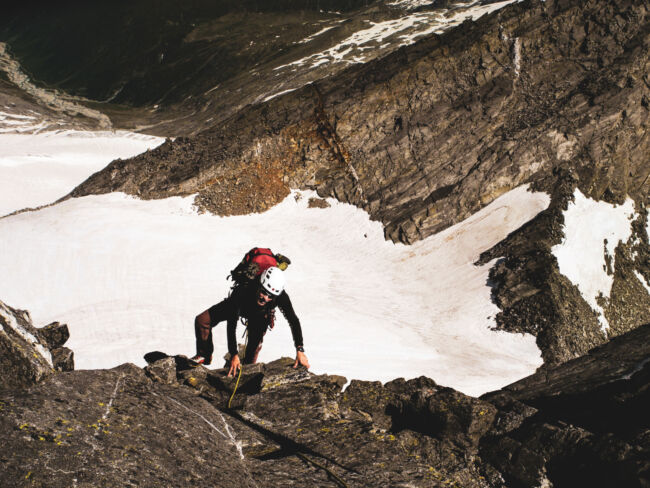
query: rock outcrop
[
  {"left": 477, "top": 169, "right": 650, "bottom": 365},
  {"left": 0, "top": 299, "right": 73, "bottom": 391},
  {"left": 481, "top": 323, "right": 650, "bottom": 487},
  {"left": 1, "top": 297, "right": 647, "bottom": 486},
  {"left": 69, "top": 0, "right": 649, "bottom": 244}
]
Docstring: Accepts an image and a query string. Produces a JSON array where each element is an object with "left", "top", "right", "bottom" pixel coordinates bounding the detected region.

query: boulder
[
  {"left": 37, "top": 321, "right": 70, "bottom": 349},
  {"left": 0, "top": 300, "right": 54, "bottom": 390},
  {"left": 144, "top": 356, "right": 179, "bottom": 385},
  {"left": 51, "top": 347, "right": 74, "bottom": 372}
]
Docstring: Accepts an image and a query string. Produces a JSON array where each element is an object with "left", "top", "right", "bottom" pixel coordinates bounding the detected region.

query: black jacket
[{"left": 226, "top": 284, "right": 303, "bottom": 356}]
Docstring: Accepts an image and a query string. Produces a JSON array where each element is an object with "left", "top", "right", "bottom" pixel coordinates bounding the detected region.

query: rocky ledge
[
  {"left": 477, "top": 169, "right": 650, "bottom": 365},
  {"left": 0, "top": 301, "right": 647, "bottom": 487},
  {"left": 0, "top": 299, "right": 73, "bottom": 391}
]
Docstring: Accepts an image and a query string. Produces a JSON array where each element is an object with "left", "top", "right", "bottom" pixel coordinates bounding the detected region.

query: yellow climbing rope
[{"left": 227, "top": 363, "right": 243, "bottom": 409}]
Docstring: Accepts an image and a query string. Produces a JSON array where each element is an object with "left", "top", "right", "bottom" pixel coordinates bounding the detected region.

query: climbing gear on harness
[{"left": 275, "top": 253, "right": 291, "bottom": 270}]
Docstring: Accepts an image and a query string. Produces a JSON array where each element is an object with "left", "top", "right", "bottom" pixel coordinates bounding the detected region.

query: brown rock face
[{"left": 70, "top": 0, "right": 649, "bottom": 244}]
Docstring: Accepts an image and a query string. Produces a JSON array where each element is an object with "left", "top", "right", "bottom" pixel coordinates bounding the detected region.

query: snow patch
[
  {"left": 0, "top": 42, "right": 112, "bottom": 129},
  {"left": 552, "top": 190, "right": 636, "bottom": 333},
  {"left": 387, "top": 0, "right": 436, "bottom": 8},
  {"left": 634, "top": 271, "right": 650, "bottom": 295},
  {"left": 513, "top": 37, "right": 521, "bottom": 76},
  {"left": 261, "top": 87, "right": 299, "bottom": 103},
  {"left": 0, "top": 111, "right": 36, "bottom": 120},
  {"left": 274, "top": 0, "right": 519, "bottom": 72},
  {"left": 0, "top": 130, "right": 164, "bottom": 216},
  {"left": 297, "top": 26, "right": 336, "bottom": 44}
]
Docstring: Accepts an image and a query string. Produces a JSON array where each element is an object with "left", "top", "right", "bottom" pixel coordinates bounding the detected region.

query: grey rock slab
[
  {"left": 0, "top": 364, "right": 257, "bottom": 488},
  {"left": 1, "top": 324, "right": 648, "bottom": 487}
]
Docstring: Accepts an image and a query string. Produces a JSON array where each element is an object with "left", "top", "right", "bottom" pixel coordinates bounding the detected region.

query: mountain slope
[
  {"left": 69, "top": 0, "right": 649, "bottom": 242},
  {"left": 0, "top": 187, "right": 550, "bottom": 395},
  {"left": 65, "top": 0, "right": 650, "bottom": 364},
  {"left": 1, "top": 0, "right": 507, "bottom": 135}
]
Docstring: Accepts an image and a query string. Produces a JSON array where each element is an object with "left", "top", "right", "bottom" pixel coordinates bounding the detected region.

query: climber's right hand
[{"left": 228, "top": 354, "right": 241, "bottom": 377}]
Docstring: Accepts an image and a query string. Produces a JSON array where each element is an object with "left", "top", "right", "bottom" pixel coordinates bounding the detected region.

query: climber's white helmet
[{"left": 260, "top": 266, "right": 285, "bottom": 296}]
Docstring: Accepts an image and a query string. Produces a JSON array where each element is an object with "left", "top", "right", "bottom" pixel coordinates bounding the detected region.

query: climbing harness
[{"left": 227, "top": 311, "right": 275, "bottom": 409}]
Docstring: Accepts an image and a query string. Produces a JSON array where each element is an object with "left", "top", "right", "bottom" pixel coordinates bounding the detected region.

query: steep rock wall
[{"left": 70, "top": 0, "right": 649, "bottom": 244}]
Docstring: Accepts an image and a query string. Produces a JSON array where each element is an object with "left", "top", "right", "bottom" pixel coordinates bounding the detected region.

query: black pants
[{"left": 195, "top": 297, "right": 269, "bottom": 364}]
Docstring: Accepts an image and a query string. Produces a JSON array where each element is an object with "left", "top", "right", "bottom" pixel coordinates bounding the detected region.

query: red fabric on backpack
[{"left": 245, "top": 247, "right": 278, "bottom": 276}]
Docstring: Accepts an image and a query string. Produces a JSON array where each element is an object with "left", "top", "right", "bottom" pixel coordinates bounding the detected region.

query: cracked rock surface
[{"left": 2, "top": 311, "right": 648, "bottom": 487}]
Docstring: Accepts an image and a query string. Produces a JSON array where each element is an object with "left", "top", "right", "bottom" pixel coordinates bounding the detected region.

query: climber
[{"left": 191, "top": 266, "right": 310, "bottom": 376}]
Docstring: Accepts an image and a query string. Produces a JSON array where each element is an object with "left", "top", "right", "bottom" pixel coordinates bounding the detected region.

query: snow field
[
  {"left": 0, "top": 185, "right": 548, "bottom": 396},
  {"left": 635, "top": 271, "right": 650, "bottom": 295},
  {"left": 0, "top": 130, "right": 164, "bottom": 216},
  {"left": 551, "top": 190, "right": 637, "bottom": 333}
]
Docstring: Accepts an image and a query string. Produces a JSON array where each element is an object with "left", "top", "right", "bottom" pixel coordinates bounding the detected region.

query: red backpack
[{"left": 229, "top": 247, "right": 290, "bottom": 285}]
